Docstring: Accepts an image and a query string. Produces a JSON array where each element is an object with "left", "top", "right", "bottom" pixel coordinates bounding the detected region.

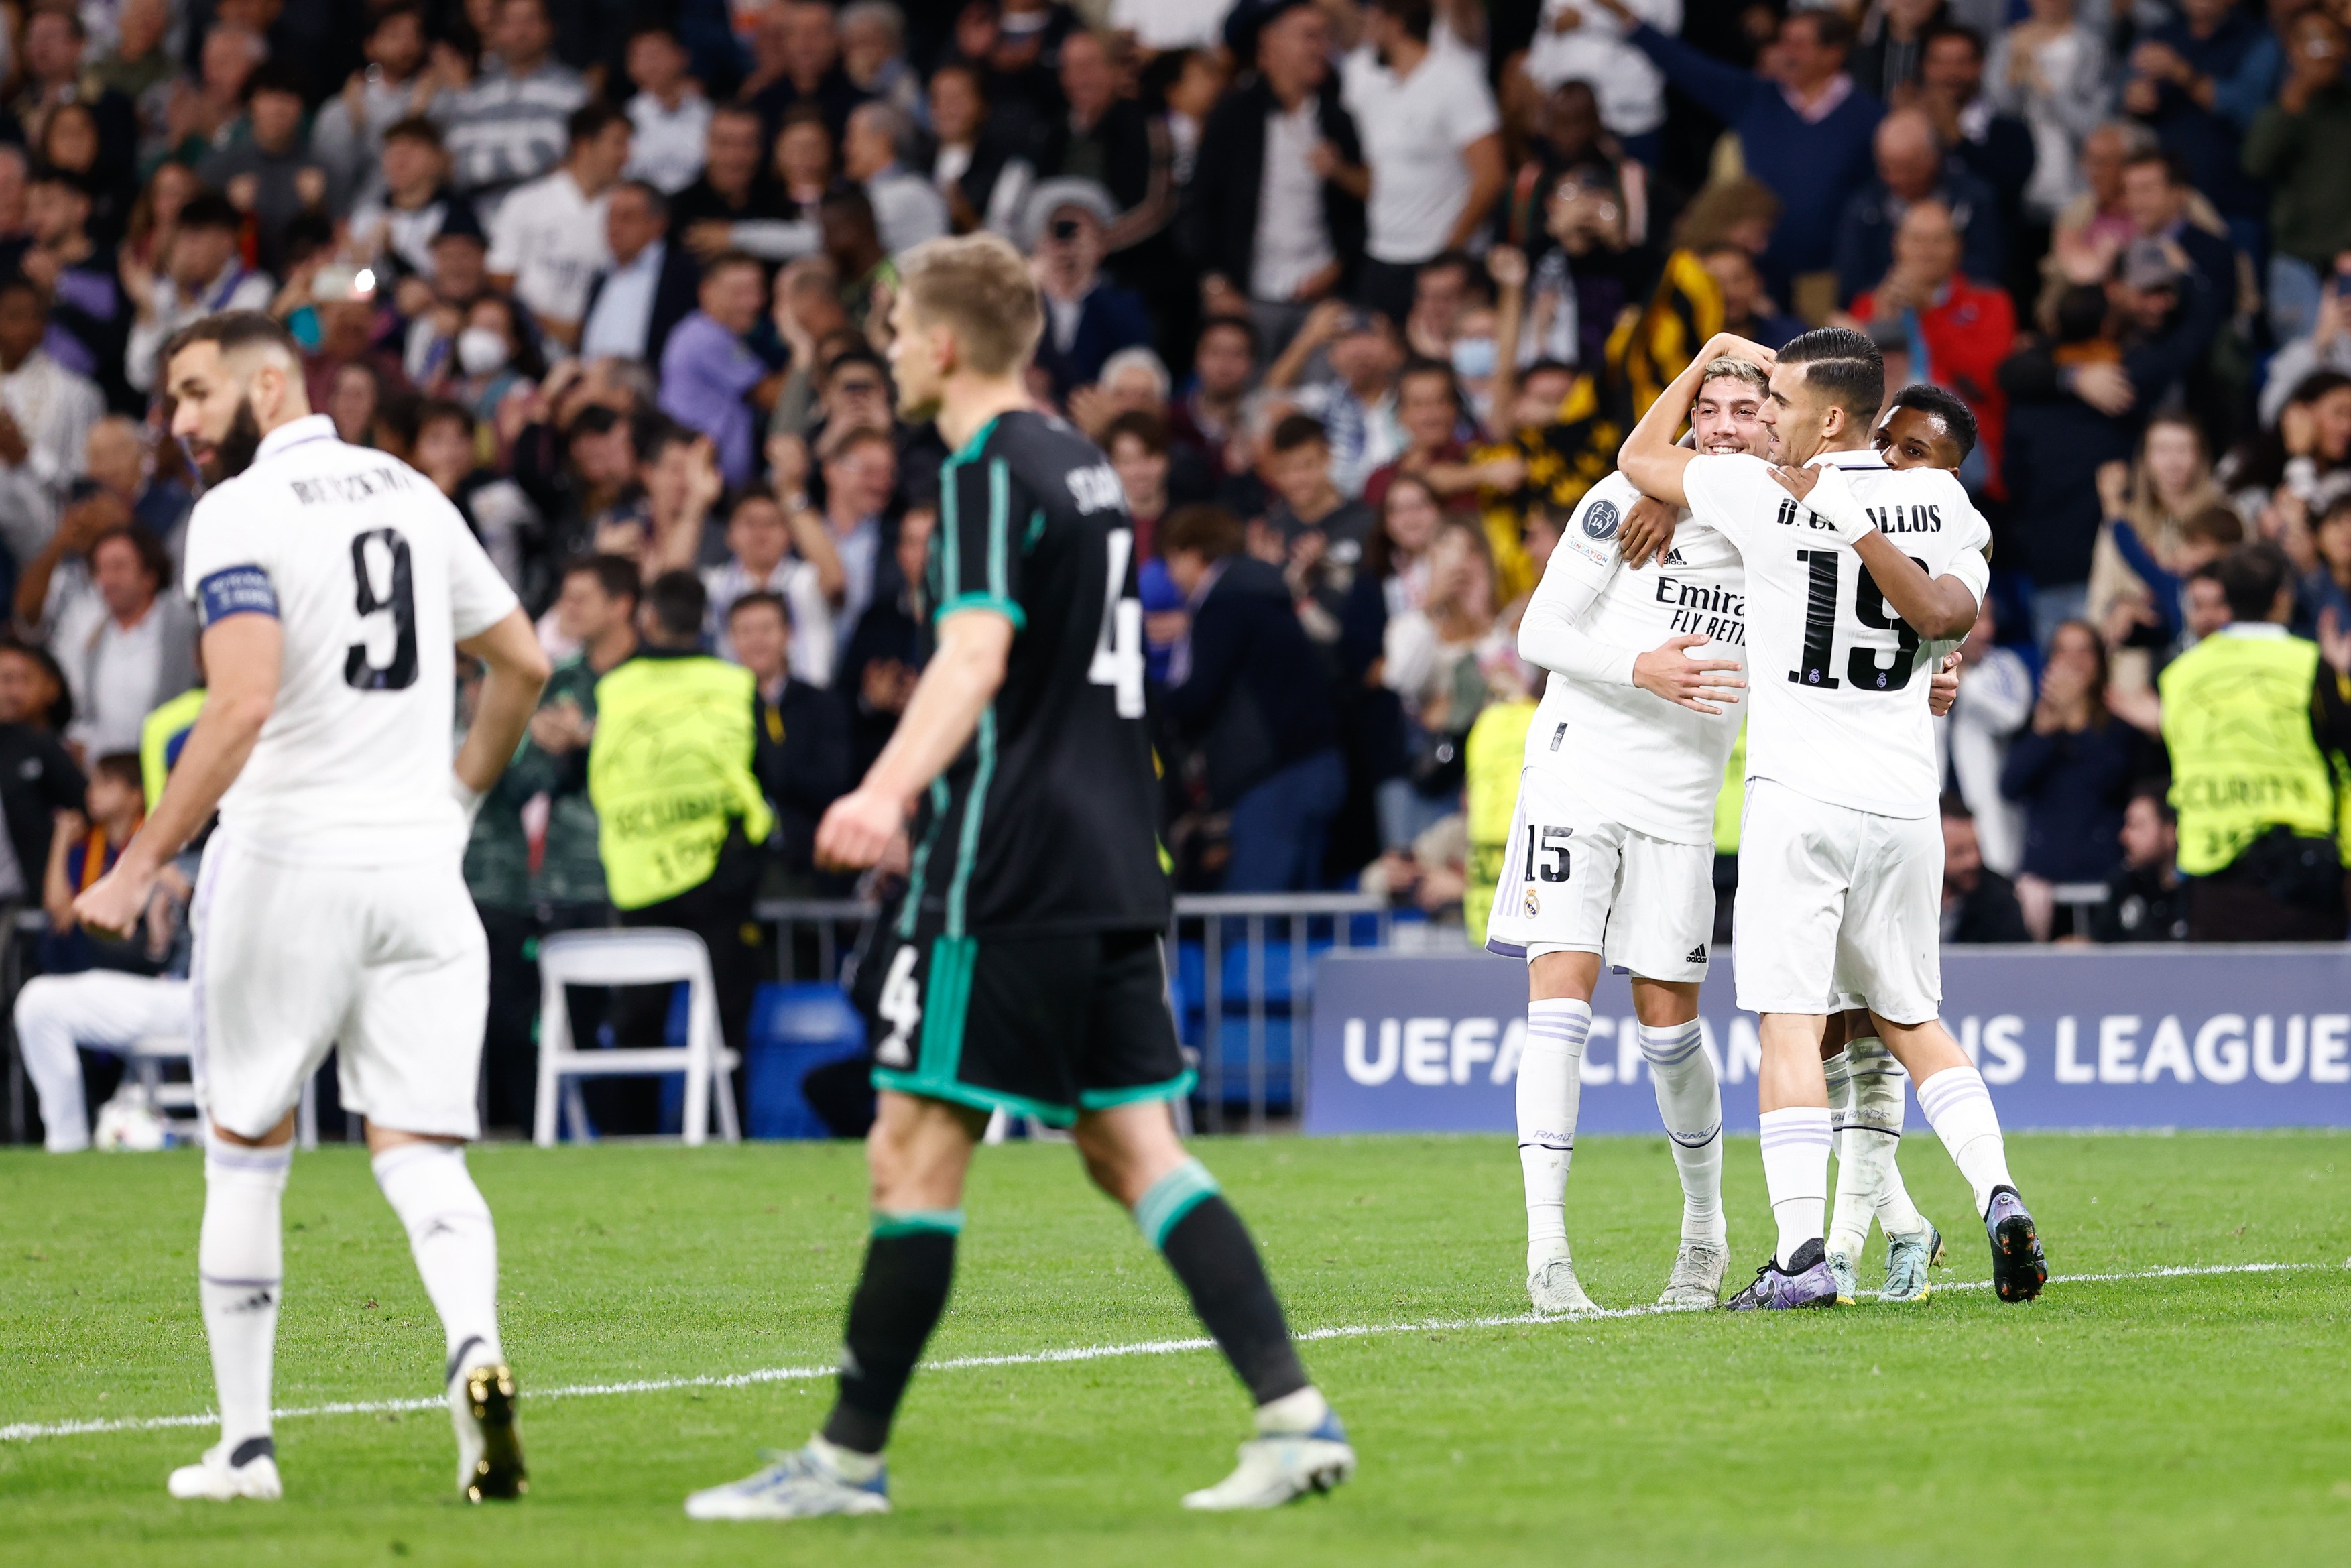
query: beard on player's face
[{"left": 190, "top": 393, "right": 265, "bottom": 485}]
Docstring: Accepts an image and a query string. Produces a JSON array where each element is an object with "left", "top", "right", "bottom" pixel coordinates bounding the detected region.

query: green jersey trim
[
  {"left": 1134, "top": 1157, "right": 1222, "bottom": 1250},
  {"left": 935, "top": 591, "right": 1026, "bottom": 628},
  {"left": 1077, "top": 1069, "right": 1199, "bottom": 1112},
  {"left": 945, "top": 708, "right": 998, "bottom": 938},
  {"left": 871, "top": 1208, "right": 965, "bottom": 1238}
]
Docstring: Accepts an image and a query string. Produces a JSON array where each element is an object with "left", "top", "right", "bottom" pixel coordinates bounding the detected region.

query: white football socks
[
  {"left": 371, "top": 1143, "right": 504, "bottom": 1378},
  {"left": 198, "top": 1143, "right": 292, "bottom": 1453},
  {"left": 1516, "top": 998, "right": 1589, "bottom": 1273},
  {"left": 1828, "top": 1038, "right": 1927, "bottom": 1258},
  {"left": 1915, "top": 1065, "right": 2014, "bottom": 1217},
  {"left": 1637, "top": 1021, "right": 1725, "bottom": 1248},
  {"left": 1757, "top": 1106, "right": 1832, "bottom": 1268}
]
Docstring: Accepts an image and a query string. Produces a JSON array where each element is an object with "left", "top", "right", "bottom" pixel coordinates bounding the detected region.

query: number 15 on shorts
[
  {"left": 1524, "top": 825, "right": 1571, "bottom": 884},
  {"left": 876, "top": 945, "right": 923, "bottom": 1068}
]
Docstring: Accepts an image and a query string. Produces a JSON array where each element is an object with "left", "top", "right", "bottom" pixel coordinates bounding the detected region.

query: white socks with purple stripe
[
  {"left": 1915, "top": 1065, "right": 2014, "bottom": 1217},
  {"left": 199, "top": 1143, "right": 293, "bottom": 1455},
  {"left": 372, "top": 1143, "right": 504, "bottom": 1379},
  {"left": 1638, "top": 1022, "right": 1725, "bottom": 1248},
  {"left": 1516, "top": 999, "right": 1590, "bottom": 1273},
  {"left": 1757, "top": 1107, "right": 1833, "bottom": 1269}
]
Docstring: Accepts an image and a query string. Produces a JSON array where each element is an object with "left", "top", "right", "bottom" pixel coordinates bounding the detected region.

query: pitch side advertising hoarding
[{"left": 1304, "top": 947, "right": 2351, "bottom": 1133}]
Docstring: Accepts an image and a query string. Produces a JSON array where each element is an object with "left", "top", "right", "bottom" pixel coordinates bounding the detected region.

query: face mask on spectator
[
  {"left": 1451, "top": 337, "right": 1497, "bottom": 380},
  {"left": 457, "top": 326, "right": 510, "bottom": 377}
]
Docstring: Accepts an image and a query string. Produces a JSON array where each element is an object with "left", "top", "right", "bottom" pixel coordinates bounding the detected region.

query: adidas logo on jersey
[
  {"left": 1685, "top": 944, "right": 1707, "bottom": 964},
  {"left": 1665, "top": 548, "right": 1686, "bottom": 565}
]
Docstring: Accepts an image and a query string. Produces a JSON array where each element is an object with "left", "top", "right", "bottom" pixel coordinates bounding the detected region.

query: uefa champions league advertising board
[{"left": 1304, "top": 947, "right": 2351, "bottom": 1133}]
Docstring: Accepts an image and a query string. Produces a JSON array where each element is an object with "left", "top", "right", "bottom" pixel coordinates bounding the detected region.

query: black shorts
[{"left": 867, "top": 923, "right": 1190, "bottom": 1126}]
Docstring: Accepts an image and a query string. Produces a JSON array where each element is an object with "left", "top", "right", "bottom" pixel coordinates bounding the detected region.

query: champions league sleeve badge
[{"left": 1582, "top": 499, "right": 1620, "bottom": 540}]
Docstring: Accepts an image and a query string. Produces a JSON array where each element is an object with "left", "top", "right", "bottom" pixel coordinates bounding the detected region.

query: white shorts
[
  {"left": 192, "top": 835, "right": 489, "bottom": 1140},
  {"left": 1483, "top": 767, "right": 1715, "bottom": 983},
  {"left": 1732, "top": 779, "right": 1943, "bottom": 1024}
]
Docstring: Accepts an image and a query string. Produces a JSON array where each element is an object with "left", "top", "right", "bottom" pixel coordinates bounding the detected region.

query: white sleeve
[
  {"left": 1516, "top": 489, "right": 1636, "bottom": 686},
  {"left": 182, "top": 487, "right": 280, "bottom": 625},
  {"left": 1939, "top": 480, "right": 1994, "bottom": 607},
  {"left": 444, "top": 495, "right": 522, "bottom": 640},
  {"left": 1382, "top": 611, "right": 1439, "bottom": 699},
  {"left": 1447, "top": 59, "right": 1501, "bottom": 147},
  {"left": 1679, "top": 455, "right": 1762, "bottom": 550},
  {"left": 1800, "top": 463, "right": 1877, "bottom": 546},
  {"left": 485, "top": 193, "right": 524, "bottom": 274}
]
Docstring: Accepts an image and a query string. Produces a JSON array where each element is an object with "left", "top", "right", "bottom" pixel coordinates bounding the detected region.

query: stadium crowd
[{"left": 3, "top": 0, "right": 2350, "bottom": 1138}]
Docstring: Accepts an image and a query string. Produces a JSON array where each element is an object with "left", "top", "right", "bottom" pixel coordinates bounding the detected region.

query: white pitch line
[{"left": 3, "top": 1260, "right": 2332, "bottom": 1446}]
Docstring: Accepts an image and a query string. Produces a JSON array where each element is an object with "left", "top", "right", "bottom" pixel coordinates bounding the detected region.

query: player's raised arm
[
  {"left": 1617, "top": 333, "right": 1779, "bottom": 511},
  {"left": 74, "top": 613, "right": 280, "bottom": 937},
  {"left": 1771, "top": 465, "right": 1982, "bottom": 640}
]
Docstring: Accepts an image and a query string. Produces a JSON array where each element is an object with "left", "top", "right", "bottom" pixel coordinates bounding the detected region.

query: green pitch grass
[{"left": 4, "top": 1131, "right": 2348, "bottom": 1566}]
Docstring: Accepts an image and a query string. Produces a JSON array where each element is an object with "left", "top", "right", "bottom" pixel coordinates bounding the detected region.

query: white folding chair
[
  {"left": 131, "top": 1034, "right": 318, "bottom": 1150},
  {"left": 532, "top": 928, "right": 740, "bottom": 1148}
]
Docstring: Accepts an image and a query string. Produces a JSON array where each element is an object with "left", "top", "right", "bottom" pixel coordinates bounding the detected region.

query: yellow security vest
[
  {"left": 140, "top": 687, "right": 208, "bottom": 813},
  {"left": 1463, "top": 697, "right": 1536, "bottom": 939},
  {"left": 589, "top": 653, "right": 776, "bottom": 910},
  {"left": 1713, "top": 720, "right": 1746, "bottom": 857},
  {"left": 2157, "top": 627, "right": 2336, "bottom": 876}
]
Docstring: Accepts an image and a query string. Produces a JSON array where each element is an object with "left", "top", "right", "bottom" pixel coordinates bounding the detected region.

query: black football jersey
[{"left": 899, "top": 410, "right": 1170, "bottom": 938}]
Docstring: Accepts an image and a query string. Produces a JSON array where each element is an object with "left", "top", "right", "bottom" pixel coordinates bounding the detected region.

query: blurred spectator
[
  {"left": 2245, "top": 9, "right": 2351, "bottom": 342},
  {"left": 121, "top": 192, "right": 273, "bottom": 396},
  {"left": 413, "top": 398, "right": 542, "bottom": 594},
  {"left": 703, "top": 480, "right": 846, "bottom": 676},
  {"left": 623, "top": 26, "right": 713, "bottom": 196},
  {"left": 1989, "top": 0, "right": 2114, "bottom": 224},
  {"left": 0, "top": 276, "right": 104, "bottom": 568},
  {"left": 2043, "top": 119, "right": 2156, "bottom": 312},
  {"left": 1937, "top": 596, "right": 2033, "bottom": 876},
  {"left": 157, "top": 22, "right": 266, "bottom": 171},
  {"left": 1940, "top": 804, "right": 2032, "bottom": 942},
  {"left": 1341, "top": 0, "right": 1503, "bottom": 326},
  {"left": 36, "top": 752, "right": 151, "bottom": 977},
  {"left": 489, "top": 101, "right": 634, "bottom": 350},
  {"left": 1616, "top": 3, "right": 1883, "bottom": 315},
  {"left": 1105, "top": 410, "right": 1174, "bottom": 560},
  {"left": 197, "top": 61, "right": 330, "bottom": 274},
  {"left": 312, "top": 5, "right": 433, "bottom": 208},
  {"left": 1170, "top": 314, "right": 1258, "bottom": 478},
  {"left": 1265, "top": 300, "right": 1404, "bottom": 498},
  {"left": 2225, "top": 369, "right": 2351, "bottom": 519},
  {"left": 844, "top": 101, "right": 948, "bottom": 257},
  {"left": 1850, "top": 0, "right": 1947, "bottom": 103},
  {"left": 0, "top": 639, "right": 86, "bottom": 918},
  {"left": 1028, "top": 180, "right": 1153, "bottom": 400},
  {"left": 728, "top": 589, "right": 851, "bottom": 880},
  {"left": 349, "top": 116, "right": 479, "bottom": 287},
  {"left": 808, "top": 424, "right": 898, "bottom": 654},
  {"left": 580, "top": 182, "right": 703, "bottom": 367},
  {"left": 1848, "top": 200, "right": 2014, "bottom": 492},
  {"left": 435, "top": 0, "right": 590, "bottom": 211},
  {"left": 1834, "top": 107, "right": 2006, "bottom": 308},
  {"left": 1379, "top": 521, "right": 1506, "bottom": 846},
  {"left": 925, "top": 62, "right": 1034, "bottom": 237},
  {"left": 1160, "top": 503, "right": 1344, "bottom": 891},
  {"left": 1256, "top": 412, "right": 1372, "bottom": 629},
  {"left": 1914, "top": 25, "right": 2037, "bottom": 249},
  {"left": 1522, "top": 0, "right": 1677, "bottom": 159},
  {"left": 1032, "top": 29, "right": 1174, "bottom": 261},
  {"left": 2160, "top": 542, "right": 2351, "bottom": 939},
  {"left": 21, "top": 168, "right": 129, "bottom": 410},
  {"left": 2118, "top": 148, "right": 2237, "bottom": 315},
  {"left": 671, "top": 105, "right": 792, "bottom": 264},
  {"left": 2088, "top": 790, "right": 2191, "bottom": 942},
  {"left": 529, "top": 555, "right": 640, "bottom": 922},
  {"left": 59, "top": 524, "right": 194, "bottom": 759},
  {"left": 14, "top": 9, "right": 135, "bottom": 192},
  {"left": 747, "top": 0, "right": 869, "bottom": 145},
  {"left": 660, "top": 253, "right": 786, "bottom": 487},
  {"left": 2259, "top": 249, "right": 2351, "bottom": 426},
  {"left": 1183, "top": 0, "right": 1365, "bottom": 351},
  {"left": 2301, "top": 494, "right": 2351, "bottom": 634},
  {"left": 460, "top": 652, "right": 549, "bottom": 1132},
  {"left": 2001, "top": 619, "right": 2138, "bottom": 939},
  {"left": 839, "top": 501, "right": 931, "bottom": 778},
  {"left": 2126, "top": 0, "right": 2266, "bottom": 254},
  {"left": 839, "top": 3, "right": 923, "bottom": 123},
  {"left": 1698, "top": 243, "right": 1805, "bottom": 353}
]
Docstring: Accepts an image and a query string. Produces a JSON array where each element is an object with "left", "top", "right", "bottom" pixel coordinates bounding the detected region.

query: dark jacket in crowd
[
  {"left": 0, "top": 725, "right": 86, "bottom": 899},
  {"left": 1034, "top": 279, "right": 1155, "bottom": 398},
  {"left": 1163, "top": 556, "right": 1339, "bottom": 808},
  {"left": 580, "top": 239, "right": 703, "bottom": 367},
  {"left": 1181, "top": 74, "right": 1365, "bottom": 300},
  {"left": 2141, "top": 7, "right": 2267, "bottom": 220},
  {"left": 840, "top": 589, "right": 922, "bottom": 780},
  {"left": 2090, "top": 862, "right": 2191, "bottom": 942},
  {"left": 753, "top": 678, "right": 853, "bottom": 874},
  {"left": 1944, "top": 867, "right": 2033, "bottom": 943},
  {"left": 2000, "top": 720, "right": 2138, "bottom": 883},
  {"left": 1832, "top": 160, "right": 2007, "bottom": 307}
]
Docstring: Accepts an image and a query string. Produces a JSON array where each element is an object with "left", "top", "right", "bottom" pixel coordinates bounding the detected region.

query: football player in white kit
[
  {"left": 1617, "top": 328, "right": 2047, "bottom": 1311},
  {"left": 74, "top": 313, "right": 552, "bottom": 1500}
]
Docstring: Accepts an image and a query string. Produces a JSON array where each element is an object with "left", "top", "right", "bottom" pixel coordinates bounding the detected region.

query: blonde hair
[
  {"left": 898, "top": 233, "right": 1043, "bottom": 377},
  {"left": 1700, "top": 356, "right": 1770, "bottom": 398}
]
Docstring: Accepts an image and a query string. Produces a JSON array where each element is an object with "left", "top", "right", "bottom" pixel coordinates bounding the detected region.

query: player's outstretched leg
[
  {"left": 1638, "top": 1020, "right": 1727, "bottom": 1307},
  {"left": 1843, "top": 1033, "right": 1944, "bottom": 1303},
  {"left": 1823, "top": 1041, "right": 1868, "bottom": 1303},
  {"left": 171, "top": 1138, "right": 290, "bottom": 1501},
  {"left": 1913, "top": 1061, "right": 2046, "bottom": 1302},
  {"left": 371, "top": 1140, "right": 524, "bottom": 1500},
  {"left": 1517, "top": 998, "right": 1598, "bottom": 1314},
  {"left": 1728, "top": 1016, "right": 1842, "bottom": 1311}
]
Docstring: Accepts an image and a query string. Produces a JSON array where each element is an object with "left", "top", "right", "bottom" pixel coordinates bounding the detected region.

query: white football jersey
[
  {"left": 1519, "top": 471, "right": 1749, "bottom": 845},
  {"left": 1682, "top": 449, "right": 1991, "bottom": 819},
  {"left": 182, "top": 415, "right": 520, "bottom": 861}
]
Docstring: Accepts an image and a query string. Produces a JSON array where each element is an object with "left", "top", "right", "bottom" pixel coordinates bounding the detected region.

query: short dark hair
[
  {"left": 1922, "top": 23, "right": 1984, "bottom": 61},
  {"left": 92, "top": 752, "right": 142, "bottom": 793},
  {"left": 2179, "top": 504, "right": 2245, "bottom": 548},
  {"left": 702, "top": 248, "right": 765, "bottom": 282},
  {"left": 1398, "top": 355, "right": 1461, "bottom": 408},
  {"left": 1793, "top": 9, "right": 1855, "bottom": 53},
  {"left": 1888, "top": 383, "right": 1979, "bottom": 461},
  {"left": 384, "top": 113, "right": 444, "bottom": 149},
  {"left": 564, "top": 552, "right": 642, "bottom": 605},
  {"left": 1158, "top": 503, "right": 1245, "bottom": 560},
  {"left": 1269, "top": 412, "right": 1329, "bottom": 455},
  {"left": 89, "top": 524, "right": 174, "bottom": 592},
  {"left": 176, "top": 192, "right": 242, "bottom": 233},
  {"left": 416, "top": 396, "right": 475, "bottom": 438},
  {"left": 613, "top": 179, "right": 668, "bottom": 221},
  {"left": 1196, "top": 314, "right": 1260, "bottom": 359},
  {"left": 727, "top": 589, "right": 790, "bottom": 627},
  {"left": 644, "top": 569, "right": 708, "bottom": 640},
  {"left": 1102, "top": 409, "right": 1170, "bottom": 455},
  {"left": 2216, "top": 541, "right": 2291, "bottom": 623},
  {"left": 1779, "top": 326, "right": 1885, "bottom": 426},
  {"left": 1372, "top": 0, "right": 1435, "bottom": 43},
  {"left": 634, "top": 412, "right": 695, "bottom": 466},
  {"left": 568, "top": 101, "right": 627, "bottom": 147},
  {"left": 244, "top": 60, "right": 305, "bottom": 103},
  {"left": 2122, "top": 147, "right": 2193, "bottom": 189},
  {"left": 159, "top": 310, "right": 302, "bottom": 374}
]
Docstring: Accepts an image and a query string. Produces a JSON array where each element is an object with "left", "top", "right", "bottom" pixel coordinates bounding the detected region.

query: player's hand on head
[
  {"left": 1633, "top": 633, "right": 1746, "bottom": 715},
  {"left": 816, "top": 786, "right": 905, "bottom": 872}
]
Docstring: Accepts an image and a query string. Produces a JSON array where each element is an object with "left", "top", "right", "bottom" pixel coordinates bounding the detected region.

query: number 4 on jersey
[
  {"left": 1088, "top": 526, "right": 1146, "bottom": 718},
  {"left": 874, "top": 945, "right": 922, "bottom": 1068}
]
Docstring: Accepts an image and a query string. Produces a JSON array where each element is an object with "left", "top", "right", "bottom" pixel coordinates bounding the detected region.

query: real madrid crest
[{"left": 1522, "top": 886, "right": 1541, "bottom": 916}]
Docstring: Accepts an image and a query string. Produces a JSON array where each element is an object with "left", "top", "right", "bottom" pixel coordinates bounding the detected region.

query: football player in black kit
[{"left": 686, "top": 234, "right": 1354, "bottom": 1522}]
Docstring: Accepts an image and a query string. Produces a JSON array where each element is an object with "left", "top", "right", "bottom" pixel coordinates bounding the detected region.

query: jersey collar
[
  {"left": 255, "top": 414, "right": 339, "bottom": 465},
  {"left": 1805, "top": 447, "right": 1888, "bottom": 471}
]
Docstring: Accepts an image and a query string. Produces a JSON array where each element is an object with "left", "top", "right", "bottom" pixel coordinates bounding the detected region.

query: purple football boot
[
  {"left": 1984, "top": 1185, "right": 2047, "bottom": 1303},
  {"left": 1724, "top": 1239, "right": 1842, "bottom": 1311}
]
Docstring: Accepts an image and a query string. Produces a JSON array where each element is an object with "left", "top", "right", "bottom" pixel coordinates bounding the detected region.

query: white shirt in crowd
[
  {"left": 1936, "top": 643, "right": 2033, "bottom": 876},
  {"left": 489, "top": 168, "right": 614, "bottom": 328},
  {"left": 125, "top": 261, "right": 276, "bottom": 394},
  {"left": 1523, "top": 0, "right": 1680, "bottom": 139},
  {"left": 1252, "top": 98, "right": 1336, "bottom": 302},
  {"left": 64, "top": 603, "right": 166, "bottom": 757},
  {"left": 625, "top": 89, "right": 713, "bottom": 194},
  {"left": 0, "top": 349, "right": 102, "bottom": 569},
  {"left": 579, "top": 238, "right": 668, "bottom": 362},
  {"left": 1340, "top": 40, "right": 1500, "bottom": 265},
  {"left": 1517, "top": 471, "right": 1750, "bottom": 845},
  {"left": 865, "top": 167, "right": 951, "bottom": 257},
  {"left": 701, "top": 557, "right": 837, "bottom": 687},
  {"left": 1682, "top": 450, "right": 1992, "bottom": 819},
  {"left": 180, "top": 415, "right": 519, "bottom": 861},
  {"left": 1107, "top": 0, "right": 1235, "bottom": 50}
]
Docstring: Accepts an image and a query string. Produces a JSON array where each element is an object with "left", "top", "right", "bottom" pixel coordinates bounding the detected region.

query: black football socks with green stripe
[
  {"left": 821, "top": 1209, "right": 962, "bottom": 1455},
  {"left": 1136, "top": 1160, "right": 1308, "bottom": 1406}
]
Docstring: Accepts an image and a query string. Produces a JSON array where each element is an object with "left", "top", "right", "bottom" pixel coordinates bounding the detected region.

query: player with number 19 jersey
[{"left": 870, "top": 409, "right": 1181, "bottom": 1125}]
